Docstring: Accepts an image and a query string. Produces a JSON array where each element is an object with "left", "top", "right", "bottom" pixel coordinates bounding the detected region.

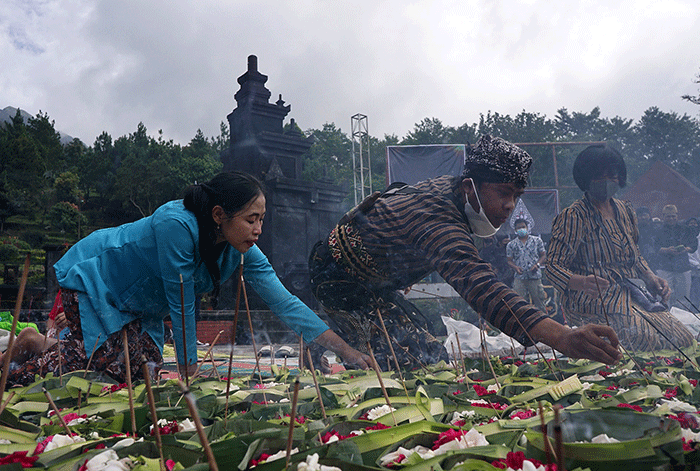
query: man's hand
[
  {"left": 552, "top": 324, "right": 622, "bottom": 365},
  {"left": 529, "top": 318, "right": 621, "bottom": 365}
]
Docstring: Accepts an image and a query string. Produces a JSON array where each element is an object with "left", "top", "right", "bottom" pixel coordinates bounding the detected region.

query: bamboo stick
[
  {"left": 0, "top": 253, "right": 30, "bottom": 405},
  {"left": 143, "top": 357, "right": 166, "bottom": 471},
  {"left": 285, "top": 378, "right": 300, "bottom": 470},
  {"left": 225, "top": 256, "right": 244, "bottom": 418},
  {"left": 122, "top": 329, "right": 137, "bottom": 437},
  {"left": 179, "top": 382, "right": 218, "bottom": 471},
  {"left": 305, "top": 348, "right": 327, "bottom": 419}
]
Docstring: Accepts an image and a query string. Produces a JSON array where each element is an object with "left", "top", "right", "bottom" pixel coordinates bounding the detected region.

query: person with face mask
[
  {"left": 546, "top": 145, "right": 694, "bottom": 352},
  {"left": 506, "top": 218, "right": 548, "bottom": 312},
  {"left": 308, "top": 135, "right": 622, "bottom": 371},
  {"left": 655, "top": 205, "right": 698, "bottom": 308}
]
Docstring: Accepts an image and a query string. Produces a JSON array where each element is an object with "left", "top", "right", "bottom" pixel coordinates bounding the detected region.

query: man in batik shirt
[{"left": 308, "top": 135, "right": 622, "bottom": 371}]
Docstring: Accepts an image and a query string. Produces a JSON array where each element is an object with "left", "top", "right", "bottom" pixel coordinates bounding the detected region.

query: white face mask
[{"left": 463, "top": 179, "right": 500, "bottom": 238}]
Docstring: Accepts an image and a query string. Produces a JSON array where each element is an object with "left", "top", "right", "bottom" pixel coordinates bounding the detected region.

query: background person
[
  {"left": 3, "top": 171, "right": 369, "bottom": 386},
  {"left": 655, "top": 205, "right": 698, "bottom": 308},
  {"left": 309, "top": 135, "right": 622, "bottom": 371},
  {"left": 546, "top": 145, "right": 694, "bottom": 352},
  {"left": 507, "top": 218, "right": 548, "bottom": 312}
]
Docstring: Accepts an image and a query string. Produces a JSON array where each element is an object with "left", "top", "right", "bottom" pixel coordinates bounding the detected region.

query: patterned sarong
[
  {"left": 7, "top": 289, "right": 163, "bottom": 386},
  {"left": 310, "top": 229, "right": 449, "bottom": 370}
]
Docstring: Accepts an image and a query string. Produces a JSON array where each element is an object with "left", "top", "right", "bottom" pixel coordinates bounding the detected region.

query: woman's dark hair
[
  {"left": 514, "top": 218, "right": 528, "bottom": 228},
  {"left": 183, "top": 171, "right": 265, "bottom": 304},
  {"left": 572, "top": 144, "right": 627, "bottom": 192}
]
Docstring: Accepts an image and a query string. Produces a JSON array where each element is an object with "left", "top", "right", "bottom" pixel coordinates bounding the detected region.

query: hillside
[{"left": 0, "top": 105, "right": 77, "bottom": 145}]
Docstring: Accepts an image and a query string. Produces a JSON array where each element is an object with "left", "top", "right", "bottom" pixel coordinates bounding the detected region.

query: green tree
[
  {"left": 628, "top": 107, "right": 700, "bottom": 186},
  {"left": 48, "top": 201, "right": 87, "bottom": 235},
  {"left": 402, "top": 117, "right": 453, "bottom": 145},
  {"left": 54, "top": 171, "right": 82, "bottom": 205},
  {"left": 302, "top": 123, "right": 353, "bottom": 185},
  {"left": 682, "top": 69, "right": 700, "bottom": 105}
]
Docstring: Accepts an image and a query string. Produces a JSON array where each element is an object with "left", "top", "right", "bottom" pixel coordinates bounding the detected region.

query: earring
[{"left": 216, "top": 224, "right": 221, "bottom": 231}]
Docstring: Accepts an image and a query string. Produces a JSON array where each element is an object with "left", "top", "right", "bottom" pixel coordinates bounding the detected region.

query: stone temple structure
[{"left": 220, "top": 55, "right": 346, "bottom": 310}]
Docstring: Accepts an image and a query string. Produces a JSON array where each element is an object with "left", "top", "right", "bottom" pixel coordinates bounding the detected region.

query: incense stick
[
  {"left": 225, "top": 257, "right": 244, "bottom": 418},
  {"left": 192, "top": 330, "right": 224, "bottom": 378},
  {"left": 285, "top": 378, "right": 300, "bottom": 470},
  {"left": 179, "top": 381, "right": 218, "bottom": 471},
  {"left": 305, "top": 348, "right": 327, "bottom": 419},
  {"left": 0, "top": 391, "right": 15, "bottom": 416},
  {"left": 83, "top": 334, "right": 101, "bottom": 378},
  {"left": 179, "top": 274, "right": 189, "bottom": 386},
  {"left": 143, "top": 357, "right": 165, "bottom": 471},
  {"left": 366, "top": 341, "right": 397, "bottom": 426},
  {"left": 0, "top": 253, "right": 30, "bottom": 405},
  {"left": 375, "top": 309, "right": 411, "bottom": 403},
  {"left": 43, "top": 387, "right": 72, "bottom": 436},
  {"left": 241, "top": 281, "right": 262, "bottom": 381},
  {"left": 553, "top": 405, "right": 565, "bottom": 471},
  {"left": 633, "top": 306, "right": 699, "bottom": 369},
  {"left": 122, "top": 329, "right": 137, "bottom": 436}
]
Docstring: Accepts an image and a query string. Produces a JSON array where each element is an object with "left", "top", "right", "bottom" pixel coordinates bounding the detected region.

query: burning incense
[
  {"left": 122, "top": 329, "right": 137, "bottom": 437},
  {"left": 553, "top": 406, "right": 565, "bottom": 471},
  {"left": 83, "top": 334, "right": 102, "bottom": 378},
  {"left": 375, "top": 309, "right": 412, "bottom": 403},
  {"left": 590, "top": 273, "right": 648, "bottom": 382},
  {"left": 179, "top": 274, "right": 189, "bottom": 385},
  {"left": 0, "top": 253, "right": 30, "bottom": 405},
  {"left": 225, "top": 257, "right": 244, "bottom": 418},
  {"left": 500, "top": 301, "right": 563, "bottom": 380},
  {"left": 305, "top": 348, "right": 327, "bottom": 419},
  {"left": 454, "top": 332, "right": 469, "bottom": 382},
  {"left": 633, "top": 306, "right": 700, "bottom": 369},
  {"left": 179, "top": 381, "right": 218, "bottom": 471},
  {"left": 43, "top": 387, "right": 72, "bottom": 436},
  {"left": 77, "top": 388, "right": 82, "bottom": 415},
  {"left": 478, "top": 320, "right": 501, "bottom": 389},
  {"left": 365, "top": 341, "right": 397, "bottom": 426},
  {"left": 241, "top": 282, "right": 262, "bottom": 380},
  {"left": 193, "top": 330, "right": 224, "bottom": 378},
  {"left": 143, "top": 357, "right": 166, "bottom": 471},
  {"left": 285, "top": 378, "right": 301, "bottom": 470}
]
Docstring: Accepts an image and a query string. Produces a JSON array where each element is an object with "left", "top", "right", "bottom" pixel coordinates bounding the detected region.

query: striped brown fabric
[
  {"left": 546, "top": 195, "right": 694, "bottom": 351},
  {"left": 350, "top": 175, "right": 548, "bottom": 346}
]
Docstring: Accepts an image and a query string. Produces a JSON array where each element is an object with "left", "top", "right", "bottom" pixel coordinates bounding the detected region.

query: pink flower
[
  {"left": 510, "top": 410, "right": 536, "bottom": 420},
  {"left": 664, "top": 387, "right": 679, "bottom": 399},
  {"left": 0, "top": 451, "right": 39, "bottom": 468},
  {"left": 472, "top": 384, "right": 493, "bottom": 396},
  {"left": 165, "top": 460, "right": 177, "bottom": 471},
  {"left": 617, "top": 403, "right": 643, "bottom": 413}
]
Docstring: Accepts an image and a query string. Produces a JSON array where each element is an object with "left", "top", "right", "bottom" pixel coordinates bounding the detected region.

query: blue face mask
[{"left": 516, "top": 228, "right": 528, "bottom": 238}]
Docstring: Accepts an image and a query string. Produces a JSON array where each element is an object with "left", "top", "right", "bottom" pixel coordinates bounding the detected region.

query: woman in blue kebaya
[{"left": 4, "top": 171, "right": 369, "bottom": 385}]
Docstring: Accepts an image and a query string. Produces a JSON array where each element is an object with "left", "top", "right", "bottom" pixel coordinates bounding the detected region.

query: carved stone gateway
[{"left": 220, "top": 55, "right": 346, "bottom": 310}]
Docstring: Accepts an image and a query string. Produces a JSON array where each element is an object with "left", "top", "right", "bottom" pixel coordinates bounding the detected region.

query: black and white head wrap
[{"left": 462, "top": 135, "right": 531, "bottom": 188}]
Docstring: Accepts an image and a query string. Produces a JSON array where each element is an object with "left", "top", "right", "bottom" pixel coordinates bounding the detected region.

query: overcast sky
[{"left": 2, "top": 0, "right": 700, "bottom": 146}]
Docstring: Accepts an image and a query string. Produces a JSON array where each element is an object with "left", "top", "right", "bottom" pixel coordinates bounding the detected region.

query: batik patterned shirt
[
  {"left": 349, "top": 175, "right": 549, "bottom": 346},
  {"left": 506, "top": 236, "right": 545, "bottom": 280}
]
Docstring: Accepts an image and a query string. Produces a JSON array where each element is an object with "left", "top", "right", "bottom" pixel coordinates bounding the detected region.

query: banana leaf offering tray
[{"left": 2, "top": 347, "right": 700, "bottom": 471}]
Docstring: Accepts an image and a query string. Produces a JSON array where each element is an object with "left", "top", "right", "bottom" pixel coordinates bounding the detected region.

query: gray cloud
[{"left": 1, "top": 0, "right": 699, "bottom": 146}]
